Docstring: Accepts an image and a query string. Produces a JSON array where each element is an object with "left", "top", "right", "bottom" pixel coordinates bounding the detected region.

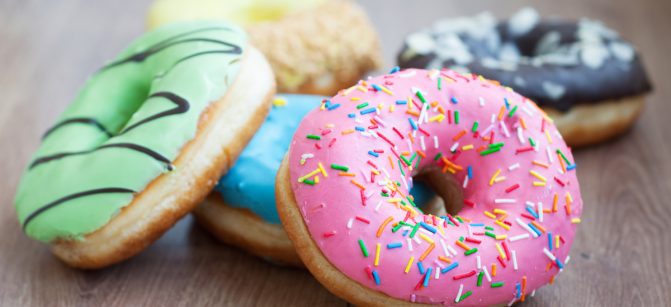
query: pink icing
[{"left": 287, "top": 69, "right": 582, "bottom": 306}]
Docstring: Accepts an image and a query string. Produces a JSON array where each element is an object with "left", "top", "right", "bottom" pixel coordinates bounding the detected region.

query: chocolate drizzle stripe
[
  {"left": 119, "top": 92, "right": 189, "bottom": 135},
  {"left": 42, "top": 118, "right": 112, "bottom": 140},
  {"left": 29, "top": 143, "right": 173, "bottom": 170},
  {"left": 22, "top": 188, "right": 136, "bottom": 229}
]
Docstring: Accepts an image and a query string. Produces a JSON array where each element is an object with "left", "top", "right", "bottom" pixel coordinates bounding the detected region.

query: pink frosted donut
[{"left": 276, "top": 68, "right": 583, "bottom": 306}]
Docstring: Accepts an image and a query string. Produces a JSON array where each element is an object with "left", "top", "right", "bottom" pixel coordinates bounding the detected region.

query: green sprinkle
[
  {"left": 508, "top": 105, "right": 518, "bottom": 117},
  {"left": 438, "top": 77, "right": 442, "bottom": 90},
  {"left": 465, "top": 248, "right": 478, "bottom": 256},
  {"left": 454, "top": 110, "right": 460, "bottom": 124},
  {"left": 455, "top": 216, "right": 464, "bottom": 223},
  {"left": 400, "top": 200, "right": 407, "bottom": 206},
  {"left": 485, "top": 226, "right": 494, "bottom": 231},
  {"left": 414, "top": 156, "right": 421, "bottom": 169},
  {"left": 392, "top": 223, "right": 403, "bottom": 233},
  {"left": 330, "top": 164, "right": 349, "bottom": 172},
  {"left": 477, "top": 271, "right": 484, "bottom": 286},
  {"left": 381, "top": 192, "right": 389, "bottom": 197},
  {"left": 306, "top": 134, "right": 321, "bottom": 140},
  {"left": 433, "top": 152, "right": 442, "bottom": 161},
  {"left": 303, "top": 179, "right": 316, "bottom": 185},
  {"left": 416, "top": 91, "right": 427, "bottom": 103},
  {"left": 459, "top": 236, "right": 465, "bottom": 242},
  {"left": 399, "top": 221, "right": 412, "bottom": 227},
  {"left": 471, "top": 121, "right": 479, "bottom": 132},
  {"left": 489, "top": 142, "right": 505, "bottom": 148},
  {"left": 398, "top": 160, "right": 405, "bottom": 176},
  {"left": 400, "top": 155, "right": 412, "bottom": 166},
  {"left": 491, "top": 282, "right": 504, "bottom": 288},
  {"left": 396, "top": 181, "right": 401, "bottom": 186},
  {"left": 485, "top": 231, "right": 496, "bottom": 238},
  {"left": 408, "top": 152, "right": 418, "bottom": 163},
  {"left": 557, "top": 149, "right": 571, "bottom": 164},
  {"left": 529, "top": 137, "right": 536, "bottom": 147},
  {"left": 459, "top": 291, "right": 473, "bottom": 302},
  {"left": 406, "top": 196, "right": 417, "bottom": 207},
  {"left": 356, "top": 102, "right": 369, "bottom": 109},
  {"left": 358, "top": 239, "right": 369, "bottom": 257},
  {"left": 409, "top": 223, "right": 420, "bottom": 238},
  {"left": 480, "top": 147, "right": 501, "bottom": 156}
]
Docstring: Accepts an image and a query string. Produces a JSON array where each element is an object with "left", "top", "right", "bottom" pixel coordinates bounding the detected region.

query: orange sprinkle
[
  {"left": 388, "top": 156, "right": 394, "bottom": 169},
  {"left": 552, "top": 193, "right": 559, "bottom": 212},
  {"left": 497, "top": 106, "right": 506, "bottom": 120},
  {"left": 341, "top": 129, "right": 355, "bottom": 135},
  {"left": 531, "top": 221, "right": 547, "bottom": 233},
  {"left": 519, "top": 117, "right": 527, "bottom": 130},
  {"left": 492, "top": 263, "right": 497, "bottom": 276},
  {"left": 419, "top": 243, "right": 435, "bottom": 261},
  {"left": 416, "top": 150, "right": 426, "bottom": 159},
  {"left": 350, "top": 179, "right": 365, "bottom": 190},
  {"left": 532, "top": 160, "right": 550, "bottom": 168},
  {"left": 338, "top": 172, "right": 355, "bottom": 177},
  {"left": 376, "top": 216, "right": 393, "bottom": 238},
  {"left": 406, "top": 110, "right": 420, "bottom": 117},
  {"left": 452, "top": 129, "right": 467, "bottom": 141},
  {"left": 455, "top": 240, "right": 470, "bottom": 251},
  {"left": 438, "top": 256, "right": 452, "bottom": 263}
]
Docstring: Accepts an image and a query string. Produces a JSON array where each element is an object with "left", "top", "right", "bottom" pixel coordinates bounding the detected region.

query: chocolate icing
[{"left": 397, "top": 9, "right": 652, "bottom": 111}]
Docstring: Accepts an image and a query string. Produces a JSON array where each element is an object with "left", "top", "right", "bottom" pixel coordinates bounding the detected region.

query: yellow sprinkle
[
  {"left": 325, "top": 123, "right": 335, "bottom": 128},
  {"left": 533, "top": 181, "right": 547, "bottom": 187},
  {"left": 529, "top": 170, "right": 547, "bottom": 182},
  {"left": 375, "top": 243, "right": 381, "bottom": 266},
  {"left": 545, "top": 130, "right": 553, "bottom": 144},
  {"left": 313, "top": 175, "right": 319, "bottom": 184},
  {"left": 357, "top": 85, "right": 367, "bottom": 92},
  {"left": 419, "top": 233, "right": 435, "bottom": 244},
  {"left": 377, "top": 103, "right": 383, "bottom": 110},
  {"left": 371, "top": 169, "right": 380, "bottom": 175},
  {"left": 461, "top": 144, "right": 474, "bottom": 151},
  {"left": 489, "top": 169, "right": 502, "bottom": 186},
  {"left": 342, "top": 85, "right": 356, "bottom": 96},
  {"left": 484, "top": 211, "right": 497, "bottom": 219},
  {"left": 387, "top": 198, "right": 403, "bottom": 203},
  {"left": 493, "top": 208, "right": 507, "bottom": 215},
  {"left": 298, "top": 169, "right": 321, "bottom": 182},
  {"left": 317, "top": 162, "right": 328, "bottom": 177},
  {"left": 341, "top": 129, "right": 355, "bottom": 135},
  {"left": 494, "top": 176, "right": 506, "bottom": 183},
  {"left": 495, "top": 220, "right": 511, "bottom": 231},
  {"left": 389, "top": 104, "right": 395, "bottom": 112},
  {"left": 496, "top": 235, "right": 507, "bottom": 240},
  {"left": 404, "top": 256, "right": 415, "bottom": 273},
  {"left": 429, "top": 114, "right": 445, "bottom": 122},
  {"left": 272, "top": 97, "right": 287, "bottom": 107},
  {"left": 351, "top": 97, "right": 361, "bottom": 101},
  {"left": 555, "top": 235, "right": 561, "bottom": 248},
  {"left": 379, "top": 85, "right": 394, "bottom": 96},
  {"left": 571, "top": 218, "right": 581, "bottom": 224},
  {"left": 407, "top": 96, "right": 414, "bottom": 110},
  {"left": 496, "top": 243, "right": 506, "bottom": 260}
]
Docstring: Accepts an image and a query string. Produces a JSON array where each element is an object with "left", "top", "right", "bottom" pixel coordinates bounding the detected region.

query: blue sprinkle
[
  {"left": 347, "top": 113, "right": 356, "bottom": 118},
  {"left": 408, "top": 118, "right": 418, "bottom": 130},
  {"left": 516, "top": 282, "right": 521, "bottom": 298},
  {"left": 372, "top": 270, "right": 381, "bottom": 286},
  {"left": 528, "top": 223, "right": 542, "bottom": 237},
  {"left": 470, "top": 223, "right": 485, "bottom": 227},
  {"left": 419, "top": 221, "right": 437, "bottom": 234},
  {"left": 327, "top": 103, "right": 341, "bottom": 111},
  {"left": 402, "top": 229, "right": 409, "bottom": 237},
  {"left": 504, "top": 98, "right": 510, "bottom": 109},
  {"left": 467, "top": 165, "right": 473, "bottom": 179},
  {"left": 368, "top": 151, "right": 379, "bottom": 157},
  {"left": 525, "top": 207, "right": 539, "bottom": 219},
  {"left": 396, "top": 100, "right": 407, "bottom": 105},
  {"left": 423, "top": 268, "right": 433, "bottom": 287},
  {"left": 548, "top": 232, "right": 553, "bottom": 251},
  {"left": 372, "top": 84, "right": 382, "bottom": 92},
  {"left": 387, "top": 242, "right": 403, "bottom": 249},
  {"left": 355, "top": 126, "right": 365, "bottom": 132},
  {"left": 360, "top": 107, "right": 377, "bottom": 115},
  {"left": 450, "top": 97, "right": 459, "bottom": 104},
  {"left": 418, "top": 262, "right": 426, "bottom": 274},
  {"left": 389, "top": 66, "right": 400, "bottom": 74},
  {"left": 441, "top": 262, "right": 459, "bottom": 274},
  {"left": 566, "top": 164, "right": 577, "bottom": 171},
  {"left": 555, "top": 258, "right": 564, "bottom": 269}
]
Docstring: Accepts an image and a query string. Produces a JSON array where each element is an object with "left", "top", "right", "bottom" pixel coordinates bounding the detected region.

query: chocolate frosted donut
[{"left": 398, "top": 8, "right": 653, "bottom": 146}]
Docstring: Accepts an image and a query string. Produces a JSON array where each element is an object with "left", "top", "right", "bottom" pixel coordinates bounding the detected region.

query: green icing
[{"left": 14, "top": 21, "right": 246, "bottom": 242}]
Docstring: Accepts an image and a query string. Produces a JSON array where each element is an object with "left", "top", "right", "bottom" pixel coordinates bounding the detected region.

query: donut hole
[{"left": 412, "top": 167, "right": 464, "bottom": 217}]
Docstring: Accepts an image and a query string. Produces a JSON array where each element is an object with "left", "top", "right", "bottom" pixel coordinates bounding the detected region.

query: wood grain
[{"left": 1, "top": 0, "right": 670, "bottom": 305}]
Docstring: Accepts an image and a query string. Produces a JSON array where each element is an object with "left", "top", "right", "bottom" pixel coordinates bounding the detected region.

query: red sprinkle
[
  {"left": 321, "top": 129, "right": 332, "bottom": 136},
  {"left": 502, "top": 241, "right": 511, "bottom": 259},
  {"left": 465, "top": 237, "right": 482, "bottom": 244},
  {"left": 418, "top": 127, "right": 430, "bottom": 136},
  {"left": 464, "top": 199, "right": 476, "bottom": 207},
  {"left": 376, "top": 131, "right": 395, "bottom": 147},
  {"left": 554, "top": 176, "right": 566, "bottom": 187},
  {"left": 453, "top": 270, "right": 476, "bottom": 280},
  {"left": 328, "top": 138, "right": 337, "bottom": 147},
  {"left": 505, "top": 183, "right": 520, "bottom": 193},
  {"left": 356, "top": 216, "right": 371, "bottom": 224},
  {"left": 323, "top": 231, "right": 336, "bottom": 238},
  {"left": 392, "top": 127, "right": 405, "bottom": 139},
  {"left": 367, "top": 160, "right": 378, "bottom": 169},
  {"left": 521, "top": 213, "right": 536, "bottom": 220},
  {"left": 497, "top": 255, "right": 507, "bottom": 268},
  {"left": 516, "top": 146, "right": 534, "bottom": 154}
]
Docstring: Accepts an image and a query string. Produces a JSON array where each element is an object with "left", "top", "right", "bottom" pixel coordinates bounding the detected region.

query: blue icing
[{"left": 215, "top": 94, "right": 436, "bottom": 224}]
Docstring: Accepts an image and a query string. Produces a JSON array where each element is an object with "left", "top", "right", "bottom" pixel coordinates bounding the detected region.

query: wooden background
[{"left": 1, "top": 0, "right": 670, "bottom": 305}]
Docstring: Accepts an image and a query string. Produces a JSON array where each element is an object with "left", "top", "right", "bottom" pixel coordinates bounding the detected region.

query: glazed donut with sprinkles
[{"left": 276, "top": 68, "right": 583, "bottom": 305}]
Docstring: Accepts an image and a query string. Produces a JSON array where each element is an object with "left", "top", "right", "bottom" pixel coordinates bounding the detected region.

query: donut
[
  {"left": 13, "top": 21, "right": 275, "bottom": 268},
  {"left": 194, "top": 94, "right": 438, "bottom": 266},
  {"left": 147, "top": 0, "right": 383, "bottom": 95},
  {"left": 276, "top": 68, "right": 583, "bottom": 305},
  {"left": 397, "top": 8, "right": 652, "bottom": 147}
]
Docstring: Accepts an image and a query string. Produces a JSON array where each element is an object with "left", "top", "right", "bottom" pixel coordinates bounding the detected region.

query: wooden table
[{"left": 1, "top": 0, "right": 669, "bottom": 305}]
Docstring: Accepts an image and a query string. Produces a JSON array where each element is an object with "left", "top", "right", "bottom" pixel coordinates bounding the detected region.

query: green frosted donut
[{"left": 14, "top": 21, "right": 246, "bottom": 242}]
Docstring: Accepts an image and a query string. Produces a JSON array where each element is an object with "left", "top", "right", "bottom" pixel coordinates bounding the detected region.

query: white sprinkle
[
  {"left": 406, "top": 139, "right": 413, "bottom": 152},
  {"left": 439, "top": 239, "right": 450, "bottom": 257},
  {"left": 495, "top": 198, "right": 517, "bottom": 204},
  {"left": 381, "top": 167, "right": 391, "bottom": 178},
  {"left": 435, "top": 267, "right": 441, "bottom": 279},
  {"left": 347, "top": 218, "right": 353, "bottom": 229},
  {"left": 531, "top": 290, "right": 536, "bottom": 297},
  {"left": 476, "top": 255, "right": 482, "bottom": 269},
  {"left": 565, "top": 255, "right": 571, "bottom": 264},
  {"left": 546, "top": 146, "right": 554, "bottom": 163},
  {"left": 399, "top": 70, "right": 417, "bottom": 78},
  {"left": 543, "top": 248, "right": 557, "bottom": 261},
  {"left": 413, "top": 235, "right": 422, "bottom": 245},
  {"left": 455, "top": 284, "right": 464, "bottom": 303},
  {"left": 483, "top": 266, "right": 492, "bottom": 282},
  {"left": 479, "top": 97, "right": 485, "bottom": 106},
  {"left": 434, "top": 260, "right": 445, "bottom": 269},
  {"left": 401, "top": 176, "right": 409, "bottom": 190},
  {"left": 374, "top": 115, "right": 387, "bottom": 127},
  {"left": 507, "top": 297, "right": 517, "bottom": 307},
  {"left": 509, "top": 233, "right": 531, "bottom": 242},
  {"left": 361, "top": 131, "right": 373, "bottom": 138},
  {"left": 482, "top": 124, "right": 495, "bottom": 136},
  {"left": 538, "top": 202, "right": 544, "bottom": 222},
  {"left": 300, "top": 153, "right": 314, "bottom": 160},
  {"left": 447, "top": 244, "right": 458, "bottom": 256},
  {"left": 500, "top": 121, "right": 511, "bottom": 137},
  {"left": 512, "top": 250, "right": 518, "bottom": 270},
  {"left": 433, "top": 136, "right": 439, "bottom": 149},
  {"left": 360, "top": 169, "right": 369, "bottom": 183},
  {"left": 521, "top": 105, "right": 533, "bottom": 116},
  {"left": 450, "top": 142, "right": 460, "bottom": 152},
  {"left": 517, "top": 126, "right": 525, "bottom": 144},
  {"left": 407, "top": 238, "right": 413, "bottom": 251},
  {"left": 463, "top": 176, "right": 469, "bottom": 188},
  {"left": 375, "top": 200, "right": 383, "bottom": 212},
  {"left": 508, "top": 163, "right": 520, "bottom": 171},
  {"left": 420, "top": 136, "right": 426, "bottom": 151},
  {"left": 516, "top": 218, "right": 539, "bottom": 237}
]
